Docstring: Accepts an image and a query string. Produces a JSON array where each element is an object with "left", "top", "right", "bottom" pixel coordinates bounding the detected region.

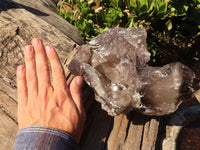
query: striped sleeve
[{"left": 13, "top": 126, "right": 77, "bottom": 150}]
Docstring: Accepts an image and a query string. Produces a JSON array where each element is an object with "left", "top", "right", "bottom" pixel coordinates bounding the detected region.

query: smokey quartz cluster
[{"left": 68, "top": 27, "right": 196, "bottom": 116}]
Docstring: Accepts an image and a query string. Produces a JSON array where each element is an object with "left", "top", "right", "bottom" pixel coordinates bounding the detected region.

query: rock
[
  {"left": 138, "top": 62, "right": 195, "bottom": 115},
  {"left": 69, "top": 27, "right": 196, "bottom": 116}
]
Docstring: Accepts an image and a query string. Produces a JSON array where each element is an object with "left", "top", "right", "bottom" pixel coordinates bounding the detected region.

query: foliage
[
  {"left": 57, "top": 0, "right": 124, "bottom": 41},
  {"left": 57, "top": 0, "right": 200, "bottom": 66},
  {"left": 145, "top": 0, "right": 200, "bottom": 65}
]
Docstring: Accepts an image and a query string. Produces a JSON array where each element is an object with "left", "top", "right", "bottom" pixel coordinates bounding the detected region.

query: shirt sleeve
[{"left": 13, "top": 126, "right": 77, "bottom": 150}]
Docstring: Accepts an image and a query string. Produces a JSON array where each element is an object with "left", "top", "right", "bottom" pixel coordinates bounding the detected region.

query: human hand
[{"left": 16, "top": 38, "right": 86, "bottom": 142}]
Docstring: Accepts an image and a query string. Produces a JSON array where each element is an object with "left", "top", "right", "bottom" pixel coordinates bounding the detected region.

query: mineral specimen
[{"left": 68, "top": 27, "right": 196, "bottom": 116}]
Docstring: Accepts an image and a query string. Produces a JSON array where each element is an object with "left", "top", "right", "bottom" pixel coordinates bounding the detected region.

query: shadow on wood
[{"left": 0, "top": 0, "right": 49, "bottom": 16}]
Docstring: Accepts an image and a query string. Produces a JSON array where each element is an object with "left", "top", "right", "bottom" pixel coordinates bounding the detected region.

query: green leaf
[
  {"left": 158, "top": 3, "right": 168, "bottom": 13},
  {"left": 183, "top": 5, "right": 189, "bottom": 11},
  {"left": 110, "top": 0, "right": 121, "bottom": 8},
  {"left": 127, "top": 18, "right": 134, "bottom": 27},
  {"left": 81, "top": 7, "right": 92, "bottom": 16},
  {"left": 126, "top": 0, "right": 137, "bottom": 9},
  {"left": 165, "top": 19, "right": 173, "bottom": 30},
  {"left": 57, "top": 0, "right": 64, "bottom": 7},
  {"left": 155, "top": 2, "right": 169, "bottom": 18},
  {"left": 86, "top": 13, "right": 95, "bottom": 20},
  {"left": 148, "top": 1, "right": 155, "bottom": 13},
  {"left": 139, "top": 4, "right": 148, "bottom": 13},
  {"left": 139, "top": 0, "right": 148, "bottom": 6},
  {"left": 103, "top": 8, "right": 123, "bottom": 27},
  {"left": 80, "top": 0, "right": 85, "bottom": 3},
  {"left": 64, "top": 12, "right": 74, "bottom": 24}
]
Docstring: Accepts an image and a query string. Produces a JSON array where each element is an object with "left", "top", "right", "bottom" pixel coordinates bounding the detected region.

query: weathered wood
[
  {"left": 0, "top": 0, "right": 84, "bottom": 45},
  {"left": 0, "top": 0, "right": 83, "bottom": 149},
  {"left": 0, "top": 109, "right": 17, "bottom": 150},
  {"left": 195, "top": 89, "right": 200, "bottom": 102}
]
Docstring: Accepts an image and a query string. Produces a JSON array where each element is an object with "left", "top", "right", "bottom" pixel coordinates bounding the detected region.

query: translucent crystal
[{"left": 68, "top": 27, "right": 195, "bottom": 116}]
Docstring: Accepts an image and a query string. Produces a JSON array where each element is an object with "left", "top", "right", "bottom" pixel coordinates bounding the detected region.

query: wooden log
[
  {"left": 0, "top": 0, "right": 83, "bottom": 149},
  {"left": 0, "top": 109, "right": 18, "bottom": 150}
]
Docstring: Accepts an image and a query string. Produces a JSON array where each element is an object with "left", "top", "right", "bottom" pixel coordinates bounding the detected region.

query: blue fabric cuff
[{"left": 13, "top": 126, "right": 77, "bottom": 150}]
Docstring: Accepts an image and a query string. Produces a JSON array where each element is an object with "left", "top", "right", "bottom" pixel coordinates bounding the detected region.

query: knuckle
[
  {"left": 18, "top": 87, "right": 27, "bottom": 94},
  {"left": 39, "top": 88, "right": 49, "bottom": 100},
  {"left": 56, "top": 90, "right": 67, "bottom": 101},
  {"left": 37, "top": 64, "right": 49, "bottom": 73},
  {"left": 25, "top": 52, "right": 34, "bottom": 60},
  {"left": 27, "top": 72, "right": 37, "bottom": 81},
  {"left": 52, "top": 65, "right": 64, "bottom": 74}
]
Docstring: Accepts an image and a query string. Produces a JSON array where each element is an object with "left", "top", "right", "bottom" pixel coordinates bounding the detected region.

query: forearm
[{"left": 13, "top": 126, "right": 77, "bottom": 150}]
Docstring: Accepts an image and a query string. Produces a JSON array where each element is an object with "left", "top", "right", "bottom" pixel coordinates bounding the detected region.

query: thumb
[{"left": 70, "top": 76, "right": 83, "bottom": 110}]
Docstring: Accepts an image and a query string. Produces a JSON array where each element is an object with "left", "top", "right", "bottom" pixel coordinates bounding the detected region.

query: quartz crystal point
[{"left": 68, "top": 27, "right": 196, "bottom": 116}]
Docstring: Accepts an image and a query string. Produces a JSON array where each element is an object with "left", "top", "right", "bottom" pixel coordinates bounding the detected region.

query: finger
[
  {"left": 24, "top": 45, "right": 38, "bottom": 96},
  {"left": 32, "top": 38, "right": 51, "bottom": 89},
  {"left": 69, "top": 76, "right": 84, "bottom": 112},
  {"left": 45, "top": 46, "right": 67, "bottom": 89},
  {"left": 17, "top": 65, "right": 27, "bottom": 106}
]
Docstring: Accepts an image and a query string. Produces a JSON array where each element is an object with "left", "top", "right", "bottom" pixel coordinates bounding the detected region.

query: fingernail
[
  {"left": 45, "top": 46, "right": 52, "bottom": 53},
  {"left": 32, "top": 38, "right": 40, "bottom": 46},
  {"left": 76, "top": 76, "right": 83, "bottom": 87},
  {"left": 25, "top": 46, "right": 33, "bottom": 54},
  {"left": 17, "top": 65, "right": 24, "bottom": 73}
]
